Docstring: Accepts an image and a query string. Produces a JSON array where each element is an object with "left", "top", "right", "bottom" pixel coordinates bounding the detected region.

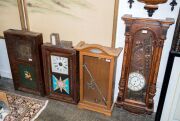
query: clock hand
[{"left": 63, "top": 66, "right": 67, "bottom": 69}]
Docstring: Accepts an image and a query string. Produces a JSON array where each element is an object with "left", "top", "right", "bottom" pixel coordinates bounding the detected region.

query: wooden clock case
[
  {"left": 76, "top": 41, "right": 122, "bottom": 116},
  {"left": 4, "top": 29, "right": 45, "bottom": 96},
  {"left": 42, "top": 43, "right": 79, "bottom": 104},
  {"left": 116, "top": 15, "right": 174, "bottom": 114}
]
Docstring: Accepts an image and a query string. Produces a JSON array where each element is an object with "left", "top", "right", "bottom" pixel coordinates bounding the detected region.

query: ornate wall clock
[
  {"left": 41, "top": 43, "right": 79, "bottom": 104},
  {"left": 75, "top": 41, "right": 122, "bottom": 116},
  {"left": 116, "top": 15, "right": 174, "bottom": 114},
  {"left": 4, "top": 29, "right": 44, "bottom": 95}
]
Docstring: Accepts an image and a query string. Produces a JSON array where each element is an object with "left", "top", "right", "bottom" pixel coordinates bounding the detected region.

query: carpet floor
[
  {"left": 0, "top": 77, "right": 155, "bottom": 121},
  {"left": 4, "top": 92, "right": 48, "bottom": 121}
]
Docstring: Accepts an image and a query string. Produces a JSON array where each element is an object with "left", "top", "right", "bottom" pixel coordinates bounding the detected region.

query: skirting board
[{"left": 0, "top": 70, "right": 12, "bottom": 79}]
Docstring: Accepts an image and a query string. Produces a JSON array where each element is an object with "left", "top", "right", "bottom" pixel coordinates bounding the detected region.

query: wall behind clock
[
  {"left": 114, "top": 0, "right": 180, "bottom": 112},
  {"left": 0, "top": 38, "right": 12, "bottom": 79}
]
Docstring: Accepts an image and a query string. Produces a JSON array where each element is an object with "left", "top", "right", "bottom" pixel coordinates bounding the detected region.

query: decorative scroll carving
[{"left": 170, "top": 0, "right": 177, "bottom": 11}]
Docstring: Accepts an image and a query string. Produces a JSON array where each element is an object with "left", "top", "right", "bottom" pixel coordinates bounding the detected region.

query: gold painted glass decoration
[{"left": 127, "top": 30, "right": 154, "bottom": 102}]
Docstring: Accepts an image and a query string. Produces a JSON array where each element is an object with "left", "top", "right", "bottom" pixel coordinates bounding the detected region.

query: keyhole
[{"left": 59, "top": 62, "right": 63, "bottom": 66}]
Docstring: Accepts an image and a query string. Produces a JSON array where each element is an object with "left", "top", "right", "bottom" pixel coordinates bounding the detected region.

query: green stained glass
[{"left": 18, "top": 64, "right": 37, "bottom": 89}]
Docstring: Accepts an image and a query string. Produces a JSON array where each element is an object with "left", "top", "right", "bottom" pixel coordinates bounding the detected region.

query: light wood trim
[
  {"left": 82, "top": 100, "right": 107, "bottom": 108},
  {"left": 0, "top": 91, "right": 9, "bottom": 107},
  {"left": 20, "top": 0, "right": 119, "bottom": 47},
  {"left": 81, "top": 51, "right": 113, "bottom": 59},
  {"left": 77, "top": 42, "right": 122, "bottom": 116},
  {"left": 111, "top": 0, "right": 119, "bottom": 48},
  {"left": 107, "top": 57, "right": 115, "bottom": 109},
  {"left": 17, "top": 0, "right": 26, "bottom": 30},
  {"left": 75, "top": 41, "right": 122, "bottom": 57}
]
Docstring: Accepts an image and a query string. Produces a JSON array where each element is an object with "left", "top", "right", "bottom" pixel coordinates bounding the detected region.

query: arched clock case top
[
  {"left": 116, "top": 14, "right": 174, "bottom": 114},
  {"left": 75, "top": 41, "right": 122, "bottom": 116}
]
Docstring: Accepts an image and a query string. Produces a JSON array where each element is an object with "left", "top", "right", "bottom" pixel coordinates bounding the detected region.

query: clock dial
[
  {"left": 16, "top": 42, "right": 32, "bottom": 60},
  {"left": 51, "top": 55, "right": 68, "bottom": 75},
  {"left": 128, "top": 72, "right": 145, "bottom": 91}
]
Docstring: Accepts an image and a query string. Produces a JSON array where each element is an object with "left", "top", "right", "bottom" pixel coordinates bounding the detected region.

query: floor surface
[{"left": 0, "top": 77, "right": 155, "bottom": 121}]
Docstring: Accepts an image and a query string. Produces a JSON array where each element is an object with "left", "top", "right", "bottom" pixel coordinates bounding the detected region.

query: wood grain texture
[
  {"left": 76, "top": 41, "right": 122, "bottom": 116},
  {"left": 116, "top": 14, "right": 174, "bottom": 114}
]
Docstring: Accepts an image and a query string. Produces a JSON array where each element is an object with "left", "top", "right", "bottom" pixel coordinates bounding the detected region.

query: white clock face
[
  {"left": 128, "top": 72, "right": 145, "bottom": 91},
  {"left": 51, "top": 55, "right": 68, "bottom": 75}
]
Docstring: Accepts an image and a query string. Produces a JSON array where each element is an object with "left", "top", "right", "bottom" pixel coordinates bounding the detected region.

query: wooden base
[
  {"left": 78, "top": 102, "right": 113, "bottom": 116},
  {"left": 18, "top": 87, "right": 43, "bottom": 96},
  {"left": 47, "top": 95, "right": 78, "bottom": 105},
  {"left": 116, "top": 101, "right": 153, "bottom": 114}
]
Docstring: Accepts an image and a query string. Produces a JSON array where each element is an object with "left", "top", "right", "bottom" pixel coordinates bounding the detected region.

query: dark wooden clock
[
  {"left": 116, "top": 15, "right": 174, "bottom": 114},
  {"left": 3, "top": 29, "right": 44, "bottom": 95},
  {"left": 75, "top": 41, "right": 122, "bottom": 116},
  {"left": 41, "top": 43, "right": 79, "bottom": 104}
]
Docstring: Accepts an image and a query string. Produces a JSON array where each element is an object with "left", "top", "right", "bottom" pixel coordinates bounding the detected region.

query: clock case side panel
[
  {"left": 116, "top": 15, "right": 174, "bottom": 114},
  {"left": 41, "top": 44, "right": 79, "bottom": 104},
  {"left": 3, "top": 29, "right": 45, "bottom": 96}
]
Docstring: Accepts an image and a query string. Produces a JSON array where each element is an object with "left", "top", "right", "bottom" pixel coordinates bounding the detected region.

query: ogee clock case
[
  {"left": 41, "top": 43, "right": 79, "bottom": 104},
  {"left": 4, "top": 29, "right": 45, "bottom": 96}
]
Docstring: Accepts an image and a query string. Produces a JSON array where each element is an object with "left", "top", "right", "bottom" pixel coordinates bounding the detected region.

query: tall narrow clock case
[
  {"left": 116, "top": 15, "right": 174, "bottom": 114},
  {"left": 42, "top": 43, "right": 79, "bottom": 104},
  {"left": 4, "top": 29, "right": 44, "bottom": 95},
  {"left": 76, "top": 41, "right": 122, "bottom": 116}
]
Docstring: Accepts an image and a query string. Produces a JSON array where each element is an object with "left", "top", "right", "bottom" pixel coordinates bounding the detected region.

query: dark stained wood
[
  {"left": 75, "top": 41, "right": 122, "bottom": 116},
  {"left": 116, "top": 14, "right": 174, "bottom": 114},
  {"left": 3, "top": 29, "right": 45, "bottom": 96},
  {"left": 41, "top": 43, "right": 79, "bottom": 104}
]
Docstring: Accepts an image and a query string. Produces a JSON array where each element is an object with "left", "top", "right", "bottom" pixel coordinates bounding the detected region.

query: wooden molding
[{"left": 75, "top": 41, "right": 122, "bottom": 57}]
